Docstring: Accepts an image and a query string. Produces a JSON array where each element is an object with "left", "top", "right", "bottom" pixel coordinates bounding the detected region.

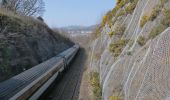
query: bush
[
  {"left": 114, "top": 24, "right": 126, "bottom": 36},
  {"left": 101, "top": 15, "right": 109, "bottom": 27},
  {"left": 149, "top": 5, "right": 162, "bottom": 21},
  {"left": 109, "top": 39, "right": 129, "bottom": 57},
  {"left": 94, "top": 25, "right": 102, "bottom": 37},
  {"left": 140, "top": 15, "right": 149, "bottom": 27},
  {"left": 37, "top": 16, "right": 44, "bottom": 22},
  {"left": 149, "top": 23, "right": 167, "bottom": 39},
  {"left": 111, "top": 6, "right": 120, "bottom": 17},
  {"left": 117, "top": 9, "right": 126, "bottom": 17},
  {"left": 162, "top": 9, "right": 170, "bottom": 27},
  {"left": 137, "top": 36, "right": 146, "bottom": 46},
  {"left": 90, "top": 72, "right": 102, "bottom": 100},
  {"left": 108, "top": 24, "right": 126, "bottom": 37},
  {"left": 108, "top": 31, "right": 115, "bottom": 37},
  {"left": 149, "top": 9, "right": 170, "bottom": 39},
  {"left": 117, "top": 0, "right": 126, "bottom": 8},
  {"left": 116, "top": 0, "right": 122, "bottom": 5},
  {"left": 125, "top": 2, "right": 136, "bottom": 14},
  {"left": 160, "top": 0, "right": 168, "bottom": 5}
]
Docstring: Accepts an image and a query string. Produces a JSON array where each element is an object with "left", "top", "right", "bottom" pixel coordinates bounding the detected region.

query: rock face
[
  {"left": 0, "top": 11, "right": 73, "bottom": 82},
  {"left": 90, "top": 0, "right": 170, "bottom": 100}
]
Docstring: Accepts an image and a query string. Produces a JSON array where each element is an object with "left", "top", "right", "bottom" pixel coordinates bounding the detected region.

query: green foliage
[
  {"left": 129, "top": 0, "right": 139, "bottom": 3},
  {"left": 107, "top": 23, "right": 126, "bottom": 37},
  {"left": 114, "top": 24, "right": 126, "bottom": 36},
  {"left": 137, "top": 36, "right": 146, "bottom": 46},
  {"left": 117, "top": 0, "right": 127, "bottom": 8},
  {"left": 109, "top": 39, "right": 129, "bottom": 57},
  {"left": 160, "top": 0, "right": 168, "bottom": 5},
  {"left": 149, "top": 23, "right": 167, "bottom": 39},
  {"left": 162, "top": 9, "right": 170, "bottom": 27},
  {"left": 94, "top": 25, "right": 102, "bottom": 37},
  {"left": 90, "top": 72, "right": 102, "bottom": 100},
  {"left": 140, "top": 15, "right": 149, "bottom": 27},
  {"left": 116, "top": 0, "right": 122, "bottom": 4},
  {"left": 125, "top": 2, "right": 136, "bottom": 14},
  {"left": 117, "top": 9, "right": 126, "bottom": 17},
  {"left": 108, "top": 31, "right": 115, "bottom": 38},
  {"left": 149, "top": 5, "right": 162, "bottom": 21},
  {"left": 149, "top": 9, "right": 170, "bottom": 39},
  {"left": 96, "top": 0, "right": 137, "bottom": 36}
]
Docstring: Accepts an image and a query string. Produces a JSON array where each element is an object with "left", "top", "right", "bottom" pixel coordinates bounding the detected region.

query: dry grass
[
  {"left": 90, "top": 72, "right": 102, "bottom": 100},
  {"left": 140, "top": 15, "right": 149, "bottom": 27},
  {"left": 0, "top": 7, "right": 46, "bottom": 27},
  {"left": 137, "top": 36, "right": 147, "bottom": 46},
  {"left": 109, "top": 39, "right": 129, "bottom": 57}
]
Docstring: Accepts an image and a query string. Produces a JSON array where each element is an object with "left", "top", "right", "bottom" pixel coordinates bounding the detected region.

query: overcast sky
[{"left": 43, "top": 0, "right": 116, "bottom": 27}]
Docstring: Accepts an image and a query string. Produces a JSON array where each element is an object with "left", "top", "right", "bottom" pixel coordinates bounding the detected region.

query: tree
[{"left": 0, "top": 0, "right": 45, "bottom": 16}]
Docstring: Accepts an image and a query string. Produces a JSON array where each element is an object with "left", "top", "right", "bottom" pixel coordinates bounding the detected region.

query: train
[{"left": 0, "top": 44, "right": 80, "bottom": 100}]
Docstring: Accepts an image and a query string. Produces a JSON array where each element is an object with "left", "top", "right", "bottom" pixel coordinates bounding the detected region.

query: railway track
[{"left": 42, "top": 48, "right": 86, "bottom": 100}]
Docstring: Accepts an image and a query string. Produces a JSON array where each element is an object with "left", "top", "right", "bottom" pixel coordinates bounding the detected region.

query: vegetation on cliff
[
  {"left": 109, "top": 39, "right": 129, "bottom": 57},
  {"left": 90, "top": 72, "right": 102, "bottom": 100},
  {"left": 0, "top": 8, "right": 72, "bottom": 82}
]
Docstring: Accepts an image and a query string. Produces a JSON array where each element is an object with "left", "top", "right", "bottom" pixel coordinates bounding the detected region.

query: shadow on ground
[{"left": 39, "top": 48, "right": 87, "bottom": 100}]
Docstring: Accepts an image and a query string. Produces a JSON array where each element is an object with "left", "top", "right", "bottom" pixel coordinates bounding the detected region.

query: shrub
[
  {"left": 94, "top": 25, "right": 102, "bottom": 37},
  {"left": 101, "top": 15, "right": 109, "bottom": 27},
  {"left": 149, "top": 9, "right": 170, "bottom": 39},
  {"left": 116, "top": 0, "right": 122, "bottom": 5},
  {"left": 109, "top": 39, "right": 129, "bottom": 57},
  {"left": 125, "top": 2, "right": 136, "bottom": 14},
  {"left": 160, "top": 0, "right": 168, "bottom": 5},
  {"left": 117, "top": 0, "right": 126, "bottom": 8},
  {"left": 149, "top": 23, "right": 167, "bottom": 39},
  {"left": 114, "top": 24, "right": 126, "bottom": 36},
  {"left": 117, "top": 9, "right": 126, "bottom": 17},
  {"left": 164, "top": 9, "right": 170, "bottom": 19},
  {"left": 108, "top": 21, "right": 113, "bottom": 28},
  {"left": 162, "top": 9, "right": 170, "bottom": 27},
  {"left": 108, "top": 31, "right": 115, "bottom": 37},
  {"left": 37, "top": 16, "right": 44, "bottom": 22},
  {"left": 149, "top": 5, "right": 162, "bottom": 21},
  {"left": 111, "top": 6, "right": 120, "bottom": 17},
  {"left": 140, "top": 15, "right": 149, "bottom": 27},
  {"left": 90, "top": 72, "right": 102, "bottom": 100},
  {"left": 129, "top": 0, "right": 139, "bottom": 3},
  {"left": 137, "top": 36, "right": 146, "bottom": 46}
]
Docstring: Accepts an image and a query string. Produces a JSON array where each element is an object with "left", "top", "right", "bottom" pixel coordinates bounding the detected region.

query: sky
[{"left": 43, "top": 0, "right": 116, "bottom": 27}]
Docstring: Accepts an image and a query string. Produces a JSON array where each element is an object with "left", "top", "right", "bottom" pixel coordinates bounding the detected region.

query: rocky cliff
[
  {"left": 90, "top": 0, "right": 170, "bottom": 100},
  {"left": 0, "top": 9, "right": 73, "bottom": 82}
]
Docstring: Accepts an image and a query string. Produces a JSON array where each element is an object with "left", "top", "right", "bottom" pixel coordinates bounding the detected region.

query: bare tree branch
[{"left": 0, "top": 0, "right": 45, "bottom": 16}]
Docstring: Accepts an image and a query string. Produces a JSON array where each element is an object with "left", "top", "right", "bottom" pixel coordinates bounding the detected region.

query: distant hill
[{"left": 59, "top": 25, "right": 96, "bottom": 34}]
